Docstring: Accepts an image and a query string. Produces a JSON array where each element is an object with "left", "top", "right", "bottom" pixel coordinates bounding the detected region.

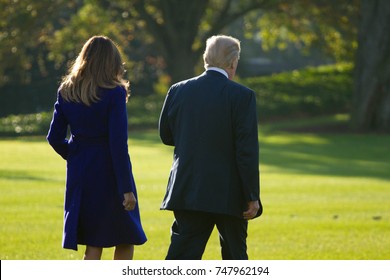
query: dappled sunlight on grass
[
  {"left": 259, "top": 131, "right": 390, "bottom": 180},
  {"left": 0, "top": 128, "right": 389, "bottom": 259}
]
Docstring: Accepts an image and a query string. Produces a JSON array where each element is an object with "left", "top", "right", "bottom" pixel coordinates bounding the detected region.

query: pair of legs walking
[
  {"left": 84, "top": 244, "right": 134, "bottom": 260},
  {"left": 166, "top": 210, "right": 248, "bottom": 260}
]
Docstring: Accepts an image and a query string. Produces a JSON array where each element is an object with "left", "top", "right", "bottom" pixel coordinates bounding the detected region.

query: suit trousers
[{"left": 165, "top": 210, "right": 248, "bottom": 260}]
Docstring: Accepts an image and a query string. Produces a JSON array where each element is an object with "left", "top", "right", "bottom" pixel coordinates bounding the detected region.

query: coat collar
[{"left": 206, "top": 67, "right": 228, "bottom": 78}]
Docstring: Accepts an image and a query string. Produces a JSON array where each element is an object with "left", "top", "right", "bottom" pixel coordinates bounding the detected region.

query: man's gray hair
[{"left": 203, "top": 35, "right": 241, "bottom": 70}]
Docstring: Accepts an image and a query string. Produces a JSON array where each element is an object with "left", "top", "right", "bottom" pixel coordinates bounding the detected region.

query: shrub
[
  {"left": 243, "top": 63, "right": 353, "bottom": 121},
  {"left": 0, "top": 112, "right": 53, "bottom": 137},
  {"left": 0, "top": 64, "right": 353, "bottom": 136}
]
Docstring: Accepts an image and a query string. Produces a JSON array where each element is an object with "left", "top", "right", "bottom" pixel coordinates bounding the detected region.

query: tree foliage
[
  {"left": 0, "top": 0, "right": 76, "bottom": 85},
  {"left": 1, "top": 0, "right": 359, "bottom": 86},
  {"left": 123, "top": 0, "right": 359, "bottom": 82},
  {"left": 249, "top": 0, "right": 359, "bottom": 62},
  {"left": 2, "top": 0, "right": 388, "bottom": 131}
]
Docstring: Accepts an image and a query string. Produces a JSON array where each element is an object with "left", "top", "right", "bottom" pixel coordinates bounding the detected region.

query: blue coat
[
  {"left": 159, "top": 70, "right": 262, "bottom": 218},
  {"left": 47, "top": 86, "right": 146, "bottom": 250}
]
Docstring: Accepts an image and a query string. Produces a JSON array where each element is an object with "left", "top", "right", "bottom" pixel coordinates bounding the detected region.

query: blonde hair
[
  {"left": 203, "top": 35, "right": 241, "bottom": 70},
  {"left": 59, "top": 35, "right": 129, "bottom": 106}
]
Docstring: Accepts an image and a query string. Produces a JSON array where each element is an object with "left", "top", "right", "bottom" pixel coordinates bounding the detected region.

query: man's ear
[{"left": 231, "top": 58, "right": 238, "bottom": 69}]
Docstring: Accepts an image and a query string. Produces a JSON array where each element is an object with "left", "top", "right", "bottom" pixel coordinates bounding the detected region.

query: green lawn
[{"left": 0, "top": 123, "right": 389, "bottom": 260}]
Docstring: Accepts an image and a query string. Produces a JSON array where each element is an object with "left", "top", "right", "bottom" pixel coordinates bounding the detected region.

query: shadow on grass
[
  {"left": 128, "top": 127, "right": 390, "bottom": 181},
  {"left": 128, "top": 129, "right": 164, "bottom": 146},
  {"left": 8, "top": 126, "right": 390, "bottom": 181},
  {"left": 260, "top": 132, "right": 390, "bottom": 180},
  {"left": 0, "top": 170, "right": 63, "bottom": 183}
]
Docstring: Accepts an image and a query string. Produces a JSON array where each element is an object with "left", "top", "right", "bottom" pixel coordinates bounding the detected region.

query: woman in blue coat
[{"left": 47, "top": 36, "right": 147, "bottom": 259}]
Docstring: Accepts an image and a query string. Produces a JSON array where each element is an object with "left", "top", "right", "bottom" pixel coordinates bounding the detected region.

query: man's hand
[
  {"left": 243, "top": 200, "right": 260, "bottom": 220},
  {"left": 123, "top": 192, "right": 136, "bottom": 211}
]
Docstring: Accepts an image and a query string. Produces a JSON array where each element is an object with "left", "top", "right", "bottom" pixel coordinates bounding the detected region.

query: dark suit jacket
[{"left": 159, "top": 70, "right": 262, "bottom": 219}]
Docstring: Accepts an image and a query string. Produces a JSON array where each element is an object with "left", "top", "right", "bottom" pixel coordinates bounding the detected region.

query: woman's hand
[{"left": 123, "top": 192, "right": 136, "bottom": 211}]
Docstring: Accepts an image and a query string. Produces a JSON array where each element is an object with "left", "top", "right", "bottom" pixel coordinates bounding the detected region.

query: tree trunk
[
  {"left": 165, "top": 48, "right": 200, "bottom": 83},
  {"left": 351, "top": 0, "right": 390, "bottom": 132},
  {"left": 132, "top": 0, "right": 208, "bottom": 83}
]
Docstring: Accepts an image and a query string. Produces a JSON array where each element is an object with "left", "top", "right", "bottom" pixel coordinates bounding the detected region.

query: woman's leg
[
  {"left": 114, "top": 244, "right": 134, "bottom": 260},
  {"left": 84, "top": 246, "right": 103, "bottom": 260}
]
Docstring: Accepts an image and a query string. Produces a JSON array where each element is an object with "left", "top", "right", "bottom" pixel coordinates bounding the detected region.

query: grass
[{"left": 0, "top": 117, "right": 389, "bottom": 260}]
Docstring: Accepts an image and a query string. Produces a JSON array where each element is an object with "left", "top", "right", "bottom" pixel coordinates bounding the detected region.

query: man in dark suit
[{"left": 159, "top": 35, "right": 262, "bottom": 260}]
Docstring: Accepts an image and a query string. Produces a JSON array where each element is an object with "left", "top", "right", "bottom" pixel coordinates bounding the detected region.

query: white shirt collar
[{"left": 206, "top": 67, "right": 228, "bottom": 78}]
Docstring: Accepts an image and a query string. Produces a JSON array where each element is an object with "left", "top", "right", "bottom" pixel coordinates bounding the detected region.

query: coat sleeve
[
  {"left": 234, "top": 89, "right": 261, "bottom": 203},
  {"left": 108, "top": 87, "right": 135, "bottom": 194},
  {"left": 158, "top": 86, "right": 175, "bottom": 146},
  {"left": 46, "top": 93, "right": 69, "bottom": 160}
]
